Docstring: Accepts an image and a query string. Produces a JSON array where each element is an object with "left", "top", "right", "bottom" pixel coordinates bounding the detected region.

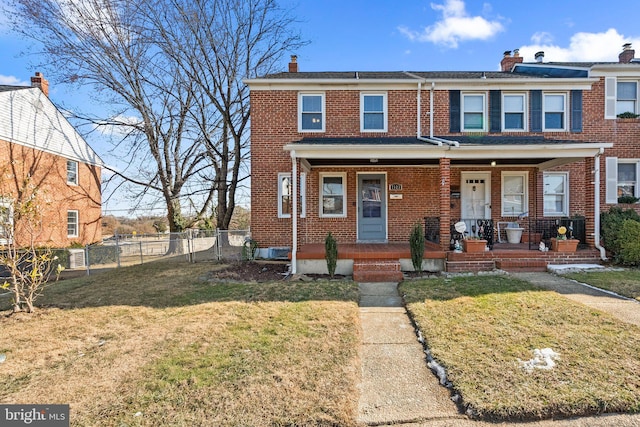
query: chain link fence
[{"left": 61, "top": 229, "right": 251, "bottom": 276}]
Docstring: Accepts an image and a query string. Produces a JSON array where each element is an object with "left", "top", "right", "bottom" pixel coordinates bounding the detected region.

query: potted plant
[
  {"left": 462, "top": 237, "right": 488, "bottom": 253},
  {"left": 550, "top": 225, "right": 579, "bottom": 252}
]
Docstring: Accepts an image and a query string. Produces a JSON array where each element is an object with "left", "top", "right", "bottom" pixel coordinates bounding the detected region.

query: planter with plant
[
  {"left": 463, "top": 237, "right": 488, "bottom": 253},
  {"left": 550, "top": 225, "right": 578, "bottom": 252}
]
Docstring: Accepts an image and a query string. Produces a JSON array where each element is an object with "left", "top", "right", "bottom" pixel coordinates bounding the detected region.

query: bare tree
[{"left": 8, "top": 0, "right": 305, "bottom": 235}]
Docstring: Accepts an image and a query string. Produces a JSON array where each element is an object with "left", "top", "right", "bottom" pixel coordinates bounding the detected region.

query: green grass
[
  {"left": 0, "top": 261, "right": 361, "bottom": 426},
  {"left": 401, "top": 275, "right": 640, "bottom": 421},
  {"left": 563, "top": 269, "right": 640, "bottom": 301}
]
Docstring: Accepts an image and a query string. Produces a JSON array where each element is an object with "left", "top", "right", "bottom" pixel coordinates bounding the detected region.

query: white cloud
[
  {"left": 0, "top": 74, "right": 30, "bottom": 86},
  {"left": 519, "top": 28, "right": 640, "bottom": 62},
  {"left": 398, "top": 0, "right": 504, "bottom": 48}
]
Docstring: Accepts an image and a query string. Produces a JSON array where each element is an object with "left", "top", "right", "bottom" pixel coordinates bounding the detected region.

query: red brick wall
[
  {"left": 0, "top": 140, "right": 102, "bottom": 247},
  {"left": 250, "top": 79, "right": 640, "bottom": 249}
]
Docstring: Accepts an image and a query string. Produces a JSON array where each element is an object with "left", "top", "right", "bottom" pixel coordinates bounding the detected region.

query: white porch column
[{"left": 291, "top": 150, "right": 298, "bottom": 274}]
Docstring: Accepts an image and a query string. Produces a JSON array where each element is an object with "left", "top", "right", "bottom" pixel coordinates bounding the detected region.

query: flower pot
[
  {"left": 505, "top": 227, "right": 524, "bottom": 244},
  {"left": 463, "top": 239, "right": 487, "bottom": 253},
  {"left": 550, "top": 238, "right": 579, "bottom": 252}
]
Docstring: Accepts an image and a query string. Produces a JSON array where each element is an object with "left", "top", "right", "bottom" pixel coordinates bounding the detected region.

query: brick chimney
[
  {"left": 30, "top": 72, "right": 49, "bottom": 97},
  {"left": 500, "top": 49, "right": 523, "bottom": 72},
  {"left": 288, "top": 55, "right": 298, "bottom": 73},
  {"left": 619, "top": 43, "right": 635, "bottom": 63}
]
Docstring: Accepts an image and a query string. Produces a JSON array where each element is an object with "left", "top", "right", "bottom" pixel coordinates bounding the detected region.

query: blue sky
[{"left": 1, "top": 0, "right": 639, "bottom": 214}]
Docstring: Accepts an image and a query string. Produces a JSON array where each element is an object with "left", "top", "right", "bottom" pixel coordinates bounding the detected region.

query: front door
[
  {"left": 460, "top": 172, "right": 491, "bottom": 238},
  {"left": 358, "top": 174, "right": 386, "bottom": 242}
]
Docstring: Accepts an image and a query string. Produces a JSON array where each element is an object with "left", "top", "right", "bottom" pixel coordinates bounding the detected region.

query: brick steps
[{"left": 353, "top": 259, "right": 403, "bottom": 282}]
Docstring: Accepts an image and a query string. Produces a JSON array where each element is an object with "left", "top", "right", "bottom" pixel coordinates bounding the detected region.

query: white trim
[
  {"left": 319, "top": 172, "right": 347, "bottom": 218},
  {"left": 461, "top": 92, "right": 486, "bottom": 132},
  {"left": 298, "top": 92, "right": 325, "bottom": 133},
  {"left": 67, "top": 210, "right": 79, "bottom": 238},
  {"left": 360, "top": 92, "right": 388, "bottom": 132},
  {"left": 542, "top": 92, "right": 567, "bottom": 131},
  {"left": 502, "top": 92, "right": 527, "bottom": 132},
  {"left": 299, "top": 172, "right": 306, "bottom": 218},
  {"left": 277, "top": 172, "right": 292, "bottom": 218},
  {"left": 543, "top": 172, "right": 569, "bottom": 216},
  {"left": 501, "top": 171, "right": 529, "bottom": 216}
]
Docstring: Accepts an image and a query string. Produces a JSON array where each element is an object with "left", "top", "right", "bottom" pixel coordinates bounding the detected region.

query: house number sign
[{"left": 389, "top": 183, "right": 402, "bottom": 191}]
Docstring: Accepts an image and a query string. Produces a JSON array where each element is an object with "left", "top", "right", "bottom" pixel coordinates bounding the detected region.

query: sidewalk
[{"left": 356, "top": 274, "right": 640, "bottom": 427}]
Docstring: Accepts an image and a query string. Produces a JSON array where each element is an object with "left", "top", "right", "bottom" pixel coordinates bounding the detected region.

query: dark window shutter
[
  {"left": 449, "top": 90, "right": 460, "bottom": 133},
  {"left": 490, "top": 90, "right": 501, "bottom": 133},
  {"left": 530, "top": 90, "right": 542, "bottom": 132},
  {"left": 571, "top": 90, "right": 583, "bottom": 132}
]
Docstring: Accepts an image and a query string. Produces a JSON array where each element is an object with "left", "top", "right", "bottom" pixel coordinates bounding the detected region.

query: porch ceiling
[{"left": 285, "top": 136, "right": 613, "bottom": 169}]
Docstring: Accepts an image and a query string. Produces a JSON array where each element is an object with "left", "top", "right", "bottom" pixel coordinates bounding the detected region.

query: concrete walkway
[{"left": 356, "top": 273, "right": 640, "bottom": 427}]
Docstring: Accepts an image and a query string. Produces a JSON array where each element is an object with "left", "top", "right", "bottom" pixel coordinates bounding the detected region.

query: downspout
[
  {"left": 593, "top": 148, "right": 607, "bottom": 260},
  {"left": 416, "top": 81, "right": 442, "bottom": 146},
  {"left": 291, "top": 150, "right": 298, "bottom": 274}
]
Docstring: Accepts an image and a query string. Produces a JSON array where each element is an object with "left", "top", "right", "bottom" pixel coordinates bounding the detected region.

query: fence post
[
  {"left": 116, "top": 235, "right": 121, "bottom": 268},
  {"left": 188, "top": 230, "right": 194, "bottom": 263},
  {"left": 140, "top": 240, "right": 144, "bottom": 265},
  {"left": 85, "top": 245, "right": 90, "bottom": 276}
]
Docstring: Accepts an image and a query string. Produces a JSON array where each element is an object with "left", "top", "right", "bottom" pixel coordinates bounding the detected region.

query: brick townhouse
[
  {"left": 246, "top": 44, "right": 640, "bottom": 277},
  {"left": 0, "top": 73, "right": 103, "bottom": 247}
]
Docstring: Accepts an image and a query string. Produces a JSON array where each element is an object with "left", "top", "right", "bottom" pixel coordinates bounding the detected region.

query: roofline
[{"left": 0, "top": 135, "right": 106, "bottom": 167}]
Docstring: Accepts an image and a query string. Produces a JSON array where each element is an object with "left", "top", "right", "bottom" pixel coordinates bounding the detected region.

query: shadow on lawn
[{"left": 1, "top": 260, "right": 359, "bottom": 312}]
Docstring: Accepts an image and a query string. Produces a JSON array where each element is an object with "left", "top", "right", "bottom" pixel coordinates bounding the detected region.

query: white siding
[{"left": 0, "top": 88, "right": 103, "bottom": 166}]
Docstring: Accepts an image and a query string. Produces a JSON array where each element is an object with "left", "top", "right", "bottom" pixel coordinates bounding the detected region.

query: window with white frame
[
  {"left": 617, "top": 81, "right": 638, "bottom": 115},
  {"left": 543, "top": 172, "right": 568, "bottom": 216},
  {"left": 298, "top": 93, "right": 324, "bottom": 132},
  {"left": 277, "top": 172, "right": 306, "bottom": 218},
  {"left": 320, "top": 173, "right": 346, "bottom": 217},
  {"left": 501, "top": 172, "right": 528, "bottom": 216},
  {"left": 462, "top": 93, "right": 486, "bottom": 131},
  {"left": 360, "top": 93, "right": 387, "bottom": 132},
  {"left": 543, "top": 93, "right": 566, "bottom": 130},
  {"left": 503, "top": 93, "right": 526, "bottom": 131},
  {"left": 67, "top": 160, "right": 78, "bottom": 185},
  {"left": 0, "top": 199, "right": 13, "bottom": 244},
  {"left": 67, "top": 210, "right": 79, "bottom": 238}
]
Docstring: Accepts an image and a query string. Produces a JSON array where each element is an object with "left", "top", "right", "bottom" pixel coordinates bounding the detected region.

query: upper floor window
[
  {"left": 320, "top": 173, "right": 346, "bottom": 218},
  {"left": 462, "top": 93, "right": 486, "bottom": 131},
  {"left": 543, "top": 93, "right": 566, "bottom": 131},
  {"left": 543, "top": 172, "right": 568, "bottom": 216},
  {"left": 67, "top": 210, "right": 79, "bottom": 238},
  {"left": 360, "top": 93, "right": 387, "bottom": 132},
  {"left": 503, "top": 94, "right": 526, "bottom": 131},
  {"left": 617, "top": 81, "right": 638, "bottom": 115},
  {"left": 298, "top": 93, "right": 324, "bottom": 132},
  {"left": 67, "top": 160, "right": 78, "bottom": 185}
]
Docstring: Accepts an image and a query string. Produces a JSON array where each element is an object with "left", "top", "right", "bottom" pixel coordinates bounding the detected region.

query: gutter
[{"left": 593, "top": 148, "right": 608, "bottom": 260}]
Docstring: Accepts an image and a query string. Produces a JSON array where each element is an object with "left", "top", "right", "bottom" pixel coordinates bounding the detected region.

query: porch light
[
  {"left": 370, "top": 158, "right": 378, "bottom": 163},
  {"left": 490, "top": 161, "right": 497, "bottom": 167}
]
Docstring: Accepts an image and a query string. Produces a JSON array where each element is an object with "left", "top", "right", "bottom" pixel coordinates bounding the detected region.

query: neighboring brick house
[
  {"left": 246, "top": 44, "right": 640, "bottom": 274},
  {"left": 0, "top": 73, "right": 103, "bottom": 247}
]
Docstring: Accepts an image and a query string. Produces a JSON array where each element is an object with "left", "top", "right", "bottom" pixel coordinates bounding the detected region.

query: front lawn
[
  {"left": 562, "top": 269, "right": 640, "bottom": 301},
  {"left": 401, "top": 275, "right": 640, "bottom": 421},
  {"left": 0, "top": 261, "right": 361, "bottom": 426}
]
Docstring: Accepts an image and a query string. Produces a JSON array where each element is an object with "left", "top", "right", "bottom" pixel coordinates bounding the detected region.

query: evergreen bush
[
  {"left": 600, "top": 207, "right": 640, "bottom": 263},
  {"left": 618, "top": 220, "right": 640, "bottom": 266},
  {"left": 409, "top": 222, "right": 425, "bottom": 272},
  {"left": 325, "top": 232, "right": 338, "bottom": 278}
]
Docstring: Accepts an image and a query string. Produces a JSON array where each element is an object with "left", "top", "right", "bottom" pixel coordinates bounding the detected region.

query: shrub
[
  {"left": 409, "top": 222, "right": 425, "bottom": 272},
  {"left": 618, "top": 220, "right": 640, "bottom": 266},
  {"left": 618, "top": 195, "right": 640, "bottom": 204},
  {"left": 325, "top": 232, "right": 338, "bottom": 278},
  {"left": 242, "top": 238, "right": 258, "bottom": 261},
  {"left": 600, "top": 207, "right": 640, "bottom": 263}
]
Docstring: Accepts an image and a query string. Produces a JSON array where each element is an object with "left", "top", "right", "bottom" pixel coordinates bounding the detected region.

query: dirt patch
[{"left": 208, "top": 261, "right": 291, "bottom": 282}]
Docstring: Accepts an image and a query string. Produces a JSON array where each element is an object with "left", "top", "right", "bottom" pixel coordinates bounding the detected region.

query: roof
[
  {"left": 0, "top": 86, "right": 104, "bottom": 167},
  {"left": 259, "top": 70, "right": 544, "bottom": 81}
]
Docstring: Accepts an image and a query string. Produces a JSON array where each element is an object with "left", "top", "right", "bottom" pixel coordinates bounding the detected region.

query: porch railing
[{"left": 424, "top": 216, "right": 587, "bottom": 250}]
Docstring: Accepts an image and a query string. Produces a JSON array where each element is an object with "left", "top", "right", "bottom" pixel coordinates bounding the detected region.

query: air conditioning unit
[{"left": 68, "top": 248, "right": 86, "bottom": 269}]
